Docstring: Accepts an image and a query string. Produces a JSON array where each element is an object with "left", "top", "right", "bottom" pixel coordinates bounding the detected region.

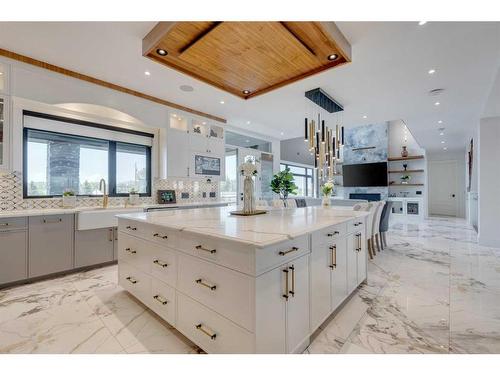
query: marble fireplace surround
[{"left": 0, "top": 171, "right": 220, "bottom": 211}]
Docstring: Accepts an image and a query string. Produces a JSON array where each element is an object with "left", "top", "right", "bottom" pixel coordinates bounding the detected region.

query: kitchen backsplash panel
[{"left": 0, "top": 171, "right": 220, "bottom": 211}]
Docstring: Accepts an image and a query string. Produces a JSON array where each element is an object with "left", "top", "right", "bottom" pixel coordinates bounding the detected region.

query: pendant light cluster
[{"left": 303, "top": 88, "right": 345, "bottom": 182}]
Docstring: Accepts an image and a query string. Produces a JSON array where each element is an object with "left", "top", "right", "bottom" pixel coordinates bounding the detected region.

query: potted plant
[
  {"left": 129, "top": 188, "right": 140, "bottom": 205},
  {"left": 321, "top": 181, "right": 334, "bottom": 206},
  {"left": 62, "top": 190, "right": 76, "bottom": 208},
  {"left": 401, "top": 175, "right": 411, "bottom": 184},
  {"left": 270, "top": 167, "right": 298, "bottom": 207}
]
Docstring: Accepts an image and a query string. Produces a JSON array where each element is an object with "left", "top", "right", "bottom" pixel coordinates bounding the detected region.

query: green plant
[
  {"left": 321, "top": 181, "right": 334, "bottom": 196},
  {"left": 270, "top": 167, "right": 298, "bottom": 202},
  {"left": 129, "top": 188, "right": 138, "bottom": 194},
  {"left": 63, "top": 190, "right": 75, "bottom": 197}
]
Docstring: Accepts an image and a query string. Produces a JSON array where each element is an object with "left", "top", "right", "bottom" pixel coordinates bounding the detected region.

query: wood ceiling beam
[{"left": 0, "top": 47, "right": 227, "bottom": 124}]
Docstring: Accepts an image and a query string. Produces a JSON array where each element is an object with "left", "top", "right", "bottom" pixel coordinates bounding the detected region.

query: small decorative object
[
  {"left": 193, "top": 125, "right": 202, "bottom": 134},
  {"left": 321, "top": 181, "right": 334, "bottom": 207},
  {"left": 240, "top": 160, "right": 258, "bottom": 214},
  {"left": 401, "top": 146, "right": 409, "bottom": 158},
  {"left": 400, "top": 175, "right": 410, "bottom": 184},
  {"left": 129, "top": 188, "right": 140, "bottom": 205},
  {"left": 62, "top": 190, "right": 76, "bottom": 208},
  {"left": 403, "top": 163, "right": 408, "bottom": 171},
  {"left": 270, "top": 167, "right": 298, "bottom": 207}
]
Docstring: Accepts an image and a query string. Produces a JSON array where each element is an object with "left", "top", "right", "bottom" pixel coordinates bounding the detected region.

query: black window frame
[{"left": 22, "top": 112, "right": 152, "bottom": 199}]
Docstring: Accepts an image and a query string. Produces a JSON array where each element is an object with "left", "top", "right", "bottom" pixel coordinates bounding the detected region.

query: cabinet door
[
  {"left": 0, "top": 230, "right": 27, "bottom": 284},
  {"left": 29, "top": 214, "right": 74, "bottom": 278},
  {"left": 356, "top": 231, "right": 367, "bottom": 285},
  {"left": 167, "top": 128, "right": 190, "bottom": 177},
  {"left": 190, "top": 133, "right": 209, "bottom": 153},
  {"left": 75, "top": 228, "right": 114, "bottom": 268},
  {"left": 255, "top": 265, "right": 286, "bottom": 353},
  {"left": 286, "top": 254, "right": 310, "bottom": 353},
  {"left": 0, "top": 95, "right": 9, "bottom": 171},
  {"left": 310, "top": 243, "right": 332, "bottom": 331},
  {"left": 208, "top": 137, "right": 225, "bottom": 156},
  {"left": 113, "top": 227, "right": 118, "bottom": 260},
  {"left": 331, "top": 239, "right": 348, "bottom": 310},
  {"left": 346, "top": 234, "right": 358, "bottom": 294}
]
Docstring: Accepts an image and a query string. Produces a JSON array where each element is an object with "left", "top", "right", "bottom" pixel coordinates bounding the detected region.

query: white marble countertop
[
  {"left": 0, "top": 201, "right": 232, "bottom": 219},
  {"left": 117, "top": 206, "right": 369, "bottom": 248}
]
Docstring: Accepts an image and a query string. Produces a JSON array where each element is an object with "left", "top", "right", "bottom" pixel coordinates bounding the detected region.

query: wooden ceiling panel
[{"left": 143, "top": 21, "right": 351, "bottom": 99}]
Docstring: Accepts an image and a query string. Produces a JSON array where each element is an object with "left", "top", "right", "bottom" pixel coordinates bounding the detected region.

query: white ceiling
[{"left": 0, "top": 21, "right": 499, "bottom": 153}]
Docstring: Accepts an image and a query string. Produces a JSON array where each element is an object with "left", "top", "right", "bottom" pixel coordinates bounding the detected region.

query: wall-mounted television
[{"left": 343, "top": 162, "right": 388, "bottom": 187}]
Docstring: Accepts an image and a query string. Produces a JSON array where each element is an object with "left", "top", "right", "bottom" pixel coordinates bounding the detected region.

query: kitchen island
[{"left": 116, "top": 206, "right": 369, "bottom": 353}]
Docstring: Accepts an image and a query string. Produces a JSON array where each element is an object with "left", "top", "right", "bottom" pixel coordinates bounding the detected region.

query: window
[
  {"left": 220, "top": 148, "right": 237, "bottom": 202},
  {"left": 23, "top": 115, "right": 152, "bottom": 198},
  {"left": 280, "top": 163, "right": 315, "bottom": 197}
]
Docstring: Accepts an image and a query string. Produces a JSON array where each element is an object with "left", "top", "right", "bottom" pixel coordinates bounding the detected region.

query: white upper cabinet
[
  {"left": 0, "top": 63, "right": 10, "bottom": 171},
  {"left": 164, "top": 112, "right": 225, "bottom": 179}
]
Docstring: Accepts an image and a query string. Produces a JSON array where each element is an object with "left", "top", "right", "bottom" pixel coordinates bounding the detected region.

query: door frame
[{"left": 428, "top": 159, "right": 459, "bottom": 217}]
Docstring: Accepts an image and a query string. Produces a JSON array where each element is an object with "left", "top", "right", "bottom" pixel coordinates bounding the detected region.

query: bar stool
[{"left": 379, "top": 201, "right": 393, "bottom": 248}]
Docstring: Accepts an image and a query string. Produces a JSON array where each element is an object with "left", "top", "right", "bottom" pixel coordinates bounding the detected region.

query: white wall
[
  {"left": 478, "top": 116, "right": 500, "bottom": 247},
  {"left": 426, "top": 151, "right": 466, "bottom": 219}
]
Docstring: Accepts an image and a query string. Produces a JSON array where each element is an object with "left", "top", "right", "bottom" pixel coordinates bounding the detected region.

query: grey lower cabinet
[
  {"left": 0, "top": 217, "right": 28, "bottom": 284},
  {"left": 28, "top": 214, "right": 74, "bottom": 278},
  {"left": 75, "top": 227, "right": 114, "bottom": 267}
]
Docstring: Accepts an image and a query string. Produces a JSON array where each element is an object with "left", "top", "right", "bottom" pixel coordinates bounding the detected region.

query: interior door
[{"left": 429, "top": 160, "right": 458, "bottom": 216}]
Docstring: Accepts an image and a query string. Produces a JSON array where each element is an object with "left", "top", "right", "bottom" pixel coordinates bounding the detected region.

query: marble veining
[{"left": 1, "top": 216, "right": 499, "bottom": 354}]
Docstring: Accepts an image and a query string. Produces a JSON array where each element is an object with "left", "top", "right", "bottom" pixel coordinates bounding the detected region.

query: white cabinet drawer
[
  {"left": 347, "top": 218, "right": 365, "bottom": 234},
  {"left": 118, "top": 233, "right": 152, "bottom": 274},
  {"left": 119, "top": 261, "right": 151, "bottom": 304},
  {"left": 0, "top": 217, "right": 27, "bottom": 231},
  {"left": 177, "top": 254, "right": 255, "bottom": 332},
  {"left": 150, "top": 244, "right": 177, "bottom": 287},
  {"left": 118, "top": 219, "right": 177, "bottom": 248},
  {"left": 150, "top": 276, "right": 176, "bottom": 326},
  {"left": 311, "top": 222, "right": 347, "bottom": 247},
  {"left": 255, "top": 235, "right": 309, "bottom": 275},
  {"left": 176, "top": 293, "right": 254, "bottom": 354},
  {"left": 176, "top": 233, "right": 254, "bottom": 275}
]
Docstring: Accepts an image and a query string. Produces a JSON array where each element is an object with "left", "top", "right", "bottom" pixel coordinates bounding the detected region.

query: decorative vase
[
  {"left": 62, "top": 195, "right": 76, "bottom": 208},
  {"left": 403, "top": 163, "right": 408, "bottom": 171},
  {"left": 322, "top": 195, "right": 331, "bottom": 206},
  {"left": 129, "top": 193, "right": 140, "bottom": 205},
  {"left": 242, "top": 176, "right": 256, "bottom": 214},
  {"left": 401, "top": 146, "right": 409, "bottom": 158}
]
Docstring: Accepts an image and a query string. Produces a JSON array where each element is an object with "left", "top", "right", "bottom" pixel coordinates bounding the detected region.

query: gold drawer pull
[
  {"left": 153, "top": 233, "right": 168, "bottom": 239},
  {"left": 279, "top": 246, "right": 299, "bottom": 256},
  {"left": 195, "top": 278, "right": 217, "bottom": 291},
  {"left": 289, "top": 265, "right": 295, "bottom": 297},
  {"left": 195, "top": 324, "right": 217, "bottom": 340},
  {"left": 153, "top": 295, "right": 168, "bottom": 305},
  {"left": 153, "top": 259, "right": 168, "bottom": 268},
  {"left": 195, "top": 245, "right": 216, "bottom": 254},
  {"left": 329, "top": 245, "right": 337, "bottom": 269},
  {"left": 327, "top": 231, "right": 340, "bottom": 237},
  {"left": 126, "top": 225, "right": 137, "bottom": 231},
  {"left": 125, "top": 247, "right": 137, "bottom": 254},
  {"left": 282, "top": 269, "right": 289, "bottom": 300},
  {"left": 126, "top": 276, "right": 137, "bottom": 284}
]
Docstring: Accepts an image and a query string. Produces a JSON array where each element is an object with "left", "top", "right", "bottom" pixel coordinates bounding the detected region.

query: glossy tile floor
[{"left": 1, "top": 216, "right": 499, "bottom": 354}]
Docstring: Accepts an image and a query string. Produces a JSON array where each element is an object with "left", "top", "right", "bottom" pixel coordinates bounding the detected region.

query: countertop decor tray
[{"left": 229, "top": 210, "right": 268, "bottom": 216}]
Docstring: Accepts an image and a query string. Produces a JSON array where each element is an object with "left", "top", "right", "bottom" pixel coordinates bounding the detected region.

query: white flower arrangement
[
  {"left": 240, "top": 162, "right": 258, "bottom": 177},
  {"left": 321, "top": 181, "right": 334, "bottom": 196}
]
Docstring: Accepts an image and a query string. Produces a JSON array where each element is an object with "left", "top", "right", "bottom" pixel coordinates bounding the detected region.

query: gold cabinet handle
[
  {"left": 153, "top": 233, "right": 168, "bottom": 239},
  {"left": 282, "top": 269, "right": 289, "bottom": 300},
  {"left": 195, "top": 278, "right": 217, "bottom": 291},
  {"left": 108, "top": 228, "right": 113, "bottom": 242},
  {"left": 195, "top": 324, "right": 217, "bottom": 340},
  {"left": 355, "top": 233, "right": 362, "bottom": 252},
  {"left": 195, "top": 245, "right": 216, "bottom": 254},
  {"left": 125, "top": 247, "right": 137, "bottom": 254},
  {"left": 153, "top": 259, "right": 168, "bottom": 268},
  {"left": 327, "top": 231, "right": 339, "bottom": 237},
  {"left": 279, "top": 246, "right": 299, "bottom": 256},
  {"left": 126, "top": 276, "right": 137, "bottom": 284},
  {"left": 289, "top": 265, "right": 295, "bottom": 297},
  {"left": 126, "top": 225, "right": 137, "bottom": 231},
  {"left": 329, "top": 245, "right": 337, "bottom": 269},
  {"left": 153, "top": 294, "right": 168, "bottom": 305}
]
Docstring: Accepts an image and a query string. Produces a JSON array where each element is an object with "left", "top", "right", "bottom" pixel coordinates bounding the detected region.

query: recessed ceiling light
[
  {"left": 202, "top": 122, "right": 206, "bottom": 125},
  {"left": 242, "top": 90, "right": 251, "bottom": 95},
  {"left": 0, "top": 72, "right": 3, "bottom": 75},
  {"left": 438, "top": 120, "right": 443, "bottom": 124},
  {"left": 428, "top": 69, "right": 436, "bottom": 74},
  {"left": 245, "top": 139, "right": 250, "bottom": 143},
  {"left": 418, "top": 21, "right": 427, "bottom": 26},
  {"left": 440, "top": 132, "right": 444, "bottom": 136},
  {"left": 180, "top": 85, "right": 194, "bottom": 92},
  {"left": 172, "top": 114, "right": 177, "bottom": 118},
  {"left": 441, "top": 140, "right": 445, "bottom": 144},
  {"left": 246, "top": 121, "right": 251, "bottom": 125},
  {"left": 156, "top": 49, "right": 167, "bottom": 56},
  {"left": 220, "top": 100, "right": 225, "bottom": 104},
  {"left": 434, "top": 101, "right": 440, "bottom": 106},
  {"left": 144, "top": 71, "right": 151, "bottom": 76},
  {"left": 327, "top": 54, "right": 338, "bottom": 61},
  {"left": 280, "top": 132, "right": 284, "bottom": 136},
  {"left": 443, "top": 147, "right": 447, "bottom": 151},
  {"left": 362, "top": 115, "right": 367, "bottom": 119}
]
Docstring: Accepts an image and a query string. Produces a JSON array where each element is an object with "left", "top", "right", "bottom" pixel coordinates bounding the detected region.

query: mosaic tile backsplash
[{"left": 0, "top": 171, "right": 220, "bottom": 211}]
